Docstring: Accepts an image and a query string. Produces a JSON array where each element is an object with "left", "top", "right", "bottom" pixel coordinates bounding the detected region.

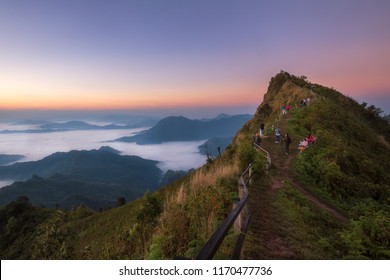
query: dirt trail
[
  {"left": 244, "top": 117, "right": 348, "bottom": 259},
  {"left": 263, "top": 135, "right": 349, "bottom": 224},
  {"left": 245, "top": 171, "right": 296, "bottom": 259},
  {"left": 245, "top": 136, "right": 296, "bottom": 259}
]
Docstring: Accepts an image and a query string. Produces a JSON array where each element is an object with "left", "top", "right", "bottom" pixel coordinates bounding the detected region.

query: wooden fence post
[{"left": 233, "top": 200, "right": 242, "bottom": 233}]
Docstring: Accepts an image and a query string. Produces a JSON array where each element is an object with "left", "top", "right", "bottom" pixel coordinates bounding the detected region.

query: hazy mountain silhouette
[
  {"left": 198, "top": 137, "right": 233, "bottom": 157},
  {"left": 0, "top": 147, "right": 162, "bottom": 209},
  {"left": 0, "top": 119, "right": 158, "bottom": 134},
  {"left": 40, "top": 121, "right": 110, "bottom": 130},
  {"left": 116, "top": 114, "right": 251, "bottom": 144},
  {"left": 0, "top": 174, "right": 147, "bottom": 211},
  {"left": 0, "top": 154, "right": 24, "bottom": 166},
  {"left": 159, "top": 169, "right": 190, "bottom": 187},
  {"left": 0, "top": 146, "right": 161, "bottom": 183}
]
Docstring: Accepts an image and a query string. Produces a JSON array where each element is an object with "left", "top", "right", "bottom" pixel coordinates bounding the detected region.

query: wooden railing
[
  {"left": 253, "top": 142, "right": 272, "bottom": 170},
  {"left": 193, "top": 143, "right": 271, "bottom": 260},
  {"left": 231, "top": 164, "right": 252, "bottom": 259},
  {"left": 195, "top": 163, "right": 252, "bottom": 260}
]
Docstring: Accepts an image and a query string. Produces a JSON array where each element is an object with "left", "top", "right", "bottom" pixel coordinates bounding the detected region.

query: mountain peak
[
  {"left": 214, "top": 113, "right": 231, "bottom": 120},
  {"left": 116, "top": 114, "right": 251, "bottom": 144},
  {"left": 98, "top": 146, "right": 121, "bottom": 154}
]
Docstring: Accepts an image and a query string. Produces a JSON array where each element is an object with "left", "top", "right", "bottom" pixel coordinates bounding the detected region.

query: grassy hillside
[
  {"left": 1, "top": 71, "right": 389, "bottom": 260},
  {"left": 242, "top": 71, "right": 390, "bottom": 259}
]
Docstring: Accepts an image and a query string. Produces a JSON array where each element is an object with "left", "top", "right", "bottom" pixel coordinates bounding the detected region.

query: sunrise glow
[{"left": 1, "top": 1, "right": 389, "bottom": 114}]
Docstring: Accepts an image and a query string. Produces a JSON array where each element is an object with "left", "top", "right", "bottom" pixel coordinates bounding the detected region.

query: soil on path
[
  {"left": 263, "top": 135, "right": 348, "bottom": 224},
  {"left": 244, "top": 119, "right": 348, "bottom": 259}
]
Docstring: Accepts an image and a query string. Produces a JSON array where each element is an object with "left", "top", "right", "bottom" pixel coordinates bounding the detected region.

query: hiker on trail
[
  {"left": 306, "top": 97, "right": 311, "bottom": 105},
  {"left": 298, "top": 132, "right": 316, "bottom": 153},
  {"left": 283, "top": 133, "right": 292, "bottom": 155},
  {"left": 286, "top": 104, "right": 291, "bottom": 112},
  {"left": 253, "top": 132, "right": 261, "bottom": 146},
  {"left": 260, "top": 123, "right": 265, "bottom": 136},
  {"left": 275, "top": 126, "right": 281, "bottom": 143},
  {"left": 255, "top": 132, "right": 261, "bottom": 145},
  {"left": 282, "top": 105, "right": 287, "bottom": 115},
  {"left": 306, "top": 132, "right": 316, "bottom": 145},
  {"left": 298, "top": 139, "right": 308, "bottom": 153}
]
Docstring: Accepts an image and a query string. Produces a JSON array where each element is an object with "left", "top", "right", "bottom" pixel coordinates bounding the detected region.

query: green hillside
[
  {"left": 1, "top": 71, "right": 389, "bottom": 260},
  {"left": 242, "top": 72, "right": 390, "bottom": 259}
]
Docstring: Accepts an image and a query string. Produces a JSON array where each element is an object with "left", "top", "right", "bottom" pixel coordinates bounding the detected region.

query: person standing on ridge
[
  {"left": 260, "top": 123, "right": 265, "bottom": 136},
  {"left": 253, "top": 131, "right": 261, "bottom": 146},
  {"left": 283, "top": 133, "right": 292, "bottom": 155},
  {"left": 257, "top": 132, "right": 261, "bottom": 145},
  {"left": 282, "top": 105, "right": 287, "bottom": 115},
  {"left": 275, "top": 126, "right": 281, "bottom": 143}
]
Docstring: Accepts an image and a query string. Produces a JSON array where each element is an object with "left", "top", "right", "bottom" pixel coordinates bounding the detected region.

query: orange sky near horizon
[
  {"left": 0, "top": 82, "right": 263, "bottom": 110},
  {"left": 1, "top": 1, "right": 389, "bottom": 114},
  {"left": 1, "top": 72, "right": 389, "bottom": 111}
]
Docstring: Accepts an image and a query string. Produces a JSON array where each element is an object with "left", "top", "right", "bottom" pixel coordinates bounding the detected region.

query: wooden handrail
[
  {"left": 253, "top": 142, "right": 272, "bottom": 169},
  {"left": 195, "top": 192, "right": 249, "bottom": 259},
  {"left": 196, "top": 165, "right": 252, "bottom": 259},
  {"left": 194, "top": 143, "right": 271, "bottom": 260},
  {"left": 231, "top": 213, "right": 251, "bottom": 259}
]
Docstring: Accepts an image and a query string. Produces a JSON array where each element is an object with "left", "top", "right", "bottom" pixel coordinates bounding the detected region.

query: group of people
[
  {"left": 281, "top": 104, "right": 292, "bottom": 115},
  {"left": 254, "top": 95, "right": 314, "bottom": 155},
  {"left": 275, "top": 126, "right": 292, "bottom": 154},
  {"left": 282, "top": 97, "right": 312, "bottom": 115},
  {"left": 254, "top": 124, "right": 314, "bottom": 156},
  {"left": 253, "top": 125, "right": 291, "bottom": 155},
  {"left": 299, "top": 97, "right": 310, "bottom": 106},
  {"left": 298, "top": 132, "right": 316, "bottom": 153}
]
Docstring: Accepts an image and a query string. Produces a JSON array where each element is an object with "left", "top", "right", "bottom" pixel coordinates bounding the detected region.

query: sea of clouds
[{"left": 0, "top": 123, "right": 206, "bottom": 187}]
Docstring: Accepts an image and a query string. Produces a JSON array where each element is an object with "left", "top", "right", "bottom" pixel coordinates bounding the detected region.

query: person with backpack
[
  {"left": 275, "top": 126, "right": 281, "bottom": 143},
  {"left": 283, "top": 133, "right": 292, "bottom": 155},
  {"left": 281, "top": 105, "right": 287, "bottom": 115},
  {"left": 252, "top": 131, "right": 261, "bottom": 147},
  {"left": 260, "top": 123, "right": 265, "bottom": 136},
  {"left": 253, "top": 131, "right": 261, "bottom": 146}
]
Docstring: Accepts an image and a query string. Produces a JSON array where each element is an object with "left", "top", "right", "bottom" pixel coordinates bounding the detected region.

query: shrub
[
  {"left": 238, "top": 140, "right": 256, "bottom": 171},
  {"left": 340, "top": 210, "right": 390, "bottom": 259}
]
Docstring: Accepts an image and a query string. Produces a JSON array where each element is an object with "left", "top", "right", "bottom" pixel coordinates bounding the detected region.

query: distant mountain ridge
[
  {"left": 116, "top": 114, "right": 252, "bottom": 144},
  {"left": 40, "top": 121, "right": 120, "bottom": 130},
  {"left": 0, "top": 119, "right": 158, "bottom": 134},
  {"left": 198, "top": 137, "right": 233, "bottom": 157},
  {"left": 0, "top": 174, "right": 145, "bottom": 210},
  {"left": 0, "top": 147, "right": 162, "bottom": 210},
  {"left": 0, "top": 154, "right": 24, "bottom": 166},
  {"left": 0, "top": 146, "right": 161, "bottom": 183}
]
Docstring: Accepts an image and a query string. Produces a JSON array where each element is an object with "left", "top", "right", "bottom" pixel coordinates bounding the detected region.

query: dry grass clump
[
  {"left": 150, "top": 158, "right": 240, "bottom": 259},
  {"left": 190, "top": 162, "right": 238, "bottom": 190}
]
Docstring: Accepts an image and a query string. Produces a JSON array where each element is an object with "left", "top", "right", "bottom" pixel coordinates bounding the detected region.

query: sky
[{"left": 1, "top": 0, "right": 389, "bottom": 117}]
